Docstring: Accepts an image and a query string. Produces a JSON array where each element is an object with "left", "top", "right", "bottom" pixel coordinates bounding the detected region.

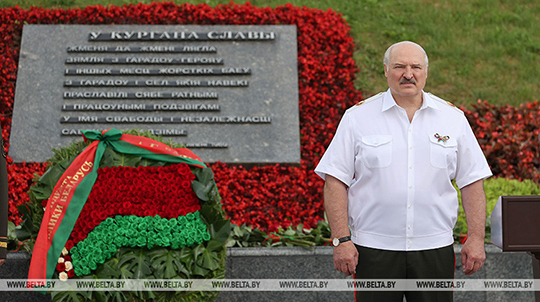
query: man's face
[{"left": 384, "top": 43, "right": 428, "bottom": 99}]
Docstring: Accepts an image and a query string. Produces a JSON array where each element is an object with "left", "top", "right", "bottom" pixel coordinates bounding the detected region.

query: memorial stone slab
[{"left": 10, "top": 25, "right": 300, "bottom": 164}]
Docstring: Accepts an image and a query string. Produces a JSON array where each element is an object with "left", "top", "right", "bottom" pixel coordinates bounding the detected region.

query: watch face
[{"left": 332, "top": 238, "right": 339, "bottom": 246}]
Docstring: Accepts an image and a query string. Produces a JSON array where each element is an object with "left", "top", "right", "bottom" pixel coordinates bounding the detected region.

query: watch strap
[
  {"left": 332, "top": 236, "right": 351, "bottom": 247},
  {"left": 338, "top": 236, "right": 351, "bottom": 244}
]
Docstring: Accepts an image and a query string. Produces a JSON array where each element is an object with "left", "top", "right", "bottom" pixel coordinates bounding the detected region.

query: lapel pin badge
[{"left": 434, "top": 133, "right": 450, "bottom": 143}]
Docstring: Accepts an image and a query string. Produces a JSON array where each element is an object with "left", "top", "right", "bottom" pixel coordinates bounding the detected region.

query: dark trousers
[{"left": 354, "top": 245, "right": 455, "bottom": 302}]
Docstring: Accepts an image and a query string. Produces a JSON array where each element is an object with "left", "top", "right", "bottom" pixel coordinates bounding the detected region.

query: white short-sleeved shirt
[{"left": 315, "top": 90, "right": 492, "bottom": 251}]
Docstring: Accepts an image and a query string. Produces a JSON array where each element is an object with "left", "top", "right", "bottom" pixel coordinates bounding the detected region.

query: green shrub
[{"left": 454, "top": 177, "right": 540, "bottom": 243}]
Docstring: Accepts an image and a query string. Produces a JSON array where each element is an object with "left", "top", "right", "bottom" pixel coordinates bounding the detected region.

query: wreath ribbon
[{"left": 28, "top": 128, "right": 206, "bottom": 285}]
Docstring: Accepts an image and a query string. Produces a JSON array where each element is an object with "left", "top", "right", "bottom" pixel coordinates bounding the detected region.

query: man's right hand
[{"left": 333, "top": 241, "right": 358, "bottom": 276}]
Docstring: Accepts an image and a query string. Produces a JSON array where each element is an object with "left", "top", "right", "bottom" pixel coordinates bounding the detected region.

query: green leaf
[
  {"left": 131, "top": 289, "right": 157, "bottom": 301},
  {"left": 107, "top": 291, "right": 129, "bottom": 302},
  {"left": 192, "top": 263, "right": 210, "bottom": 277},
  {"left": 199, "top": 204, "right": 219, "bottom": 224},
  {"left": 117, "top": 248, "right": 154, "bottom": 279},
  {"left": 118, "top": 263, "right": 134, "bottom": 279},
  {"left": 205, "top": 239, "right": 225, "bottom": 253},
  {"left": 90, "top": 290, "right": 108, "bottom": 302},
  {"left": 284, "top": 229, "right": 296, "bottom": 236},
  {"left": 191, "top": 244, "right": 212, "bottom": 277},
  {"left": 128, "top": 249, "right": 152, "bottom": 279},
  {"left": 94, "top": 257, "right": 120, "bottom": 279},
  {"left": 191, "top": 168, "right": 216, "bottom": 201},
  {"left": 192, "top": 167, "right": 214, "bottom": 184},
  {"left": 14, "top": 219, "right": 39, "bottom": 243},
  {"left": 207, "top": 219, "right": 231, "bottom": 244},
  {"left": 49, "top": 140, "right": 89, "bottom": 164},
  {"left": 225, "top": 239, "right": 237, "bottom": 248},
  {"left": 139, "top": 157, "right": 165, "bottom": 167},
  {"left": 51, "top": 289, "right": 91, "bottom": 302},
  {"left": 178, "top": 247, "right": 194, "bottom": 266},
  {"left": 192, "top": 181, "right": 213, "bottom": 202},
  {"left": 7, "top": 221, "right": 16, "bottom": 241},
  {"left": 197, "top": 249, "right": 220, "bottom": 271},
  {"left": 149, "top": 247, "right": 189, "bottom": 279},
  {"left": 30, "top": 157, "right": 72, "bottom": 201},
  {"left": 100, "top": 147, "right": 142, "bottom": 167}
]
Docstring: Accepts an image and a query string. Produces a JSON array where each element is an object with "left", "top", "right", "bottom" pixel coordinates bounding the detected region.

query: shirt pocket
[
  {"left": 429, "top": 134, "right": 458, "bottom": 169},
  {"left": 361, "top": 135, "right": 393, "bottom": 168}
]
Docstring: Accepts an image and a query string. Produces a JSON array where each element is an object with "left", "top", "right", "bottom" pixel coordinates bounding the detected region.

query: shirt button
[
  {"left": 409, "top": 186, "right": 413, "bottom": 189},
  {"left": 408, "top": 225, "right": 411, "bottom": 229},
  {"left": 408, "top": 205, "right": 412, "bottom": 209},
  {"left": 409, "top": 166, "right": 413, "bottom": 169},
  {"left": 409, "top": 146, "right": 413, "bottom": 149}
]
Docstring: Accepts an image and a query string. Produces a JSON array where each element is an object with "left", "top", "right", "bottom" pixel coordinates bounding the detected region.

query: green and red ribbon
[
  {"left": 28, "top": 128, "right": 206, "bottom": 284},
  {"left": 434, "top": 133, "right": 450, "bottom": 143}
]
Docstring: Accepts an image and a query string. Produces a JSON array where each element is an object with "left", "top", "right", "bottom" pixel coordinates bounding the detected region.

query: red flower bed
[
  {"left": 463, "top": 100, "right": 540, "bottom": 183},
  {"left": 0, "top": 3, "right": 538, "bottom": 232},
  {"left": 0, "top": 2, "right": 360, "bottom": 231}
]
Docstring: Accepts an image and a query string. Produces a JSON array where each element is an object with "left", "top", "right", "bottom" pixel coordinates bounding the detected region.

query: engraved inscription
[
  {"left": 62, "top": 103, "right": 220, "bottom": 111},
  {"left": 63, "top": 91, "right": 218, "bottom": 99},
  {"left": 61, "top": 128, "right": 187, "bottom": 136},
  {"left": 10, "top": 25, "right": 301, "bottom": 163},
  {"left": 65, "top": 57, "right": 225, "bottom": 65},
  {"left": 64, "top": 68, "right": 251, "bottom": 75},
  {"left": 60, "top": 116, "right": 272, "bottom": 124},
  {"left": 89, "top": 31, "right": 276, "bottom": 41},
  {"left": 67, "top": 45, "right": 218, "bottom": 53},
  {"left": 64, "top": 79, "right": 248, "bottom": 87}
]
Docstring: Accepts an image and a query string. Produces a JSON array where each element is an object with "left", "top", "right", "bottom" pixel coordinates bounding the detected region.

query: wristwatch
[{"left": 332, "top": 236, "right": 351, "bottom": 247}]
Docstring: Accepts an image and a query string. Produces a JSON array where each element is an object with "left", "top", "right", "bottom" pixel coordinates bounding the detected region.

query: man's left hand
[{"left": 460, "top": 236, "right": 485, "bottom": 275}]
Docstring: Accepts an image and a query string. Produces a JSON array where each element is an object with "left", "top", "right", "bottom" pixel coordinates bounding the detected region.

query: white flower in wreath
[
  {"left": 62, "top": 247, "right": 69, "bottom": 256},
  {"left": 59, "top": 272, "right": 68, "bottom": 282},
  {"left": 58, "top": 257, "right": 65, "bottom": 264},
  {"left": 64, "top": 261, "right": 73, "bottom": 271}
]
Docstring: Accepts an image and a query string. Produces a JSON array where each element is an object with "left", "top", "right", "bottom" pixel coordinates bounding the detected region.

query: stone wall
[
  {"left": 217, "top": 245, "right": 535, "bottom": 302},
  {"left": 0, "top": 245, "right": 534, "bottom": 301}
]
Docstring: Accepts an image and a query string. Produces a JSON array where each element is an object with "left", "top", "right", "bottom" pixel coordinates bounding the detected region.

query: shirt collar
[{"left": 382, "top": 89, "right": 441, "bottom": 112}]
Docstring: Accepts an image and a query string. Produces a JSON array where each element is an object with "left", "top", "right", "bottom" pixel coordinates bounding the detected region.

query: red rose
[
  {"left": 180, "top": 181, "right": 191, "bottom": 190},
  {"left": 56, "top": 263, "right": 66, "bottom": 272},
  {"left": 162, "top": 184, "right": 173, "bottom": 193},
  {"left": 82, "top": 225, "right": 91, "bottom": 234},
  {"left": 177, "top": 165, "right": 190, "bottom": 176},
  {"left": 98, "top": 211, "right": 108, "bottom": 221},
  {"left": 106, "top": 207, "right": 116, "bottom": 217},
  {"left": 65, "top": 240, "right": 74, "bottom": 250},
  {"left": 67, "top": 270, "right": 75, "bottom": 278},
  {"left": 144, "top": 209, "right": 157, "bottom": 217}
]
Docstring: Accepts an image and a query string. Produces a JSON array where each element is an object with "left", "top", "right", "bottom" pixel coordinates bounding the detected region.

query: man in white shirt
[{"left": 315, "top": 41, "right": 492, "bottom": 302}]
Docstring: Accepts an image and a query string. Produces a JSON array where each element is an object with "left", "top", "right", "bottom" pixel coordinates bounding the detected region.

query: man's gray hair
[{"left": 383, "top": 41, "right": 429, "bottom": 69}]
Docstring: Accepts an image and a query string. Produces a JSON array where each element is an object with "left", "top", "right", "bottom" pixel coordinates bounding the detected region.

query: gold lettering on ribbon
[{"left": 46, "top": 161, "right": 94, "bottom": 240}]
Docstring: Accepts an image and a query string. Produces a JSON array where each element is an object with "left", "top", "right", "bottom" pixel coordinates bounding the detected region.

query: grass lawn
[{"left": 2, "top": 0, "right": 539, "bottom": 107}]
